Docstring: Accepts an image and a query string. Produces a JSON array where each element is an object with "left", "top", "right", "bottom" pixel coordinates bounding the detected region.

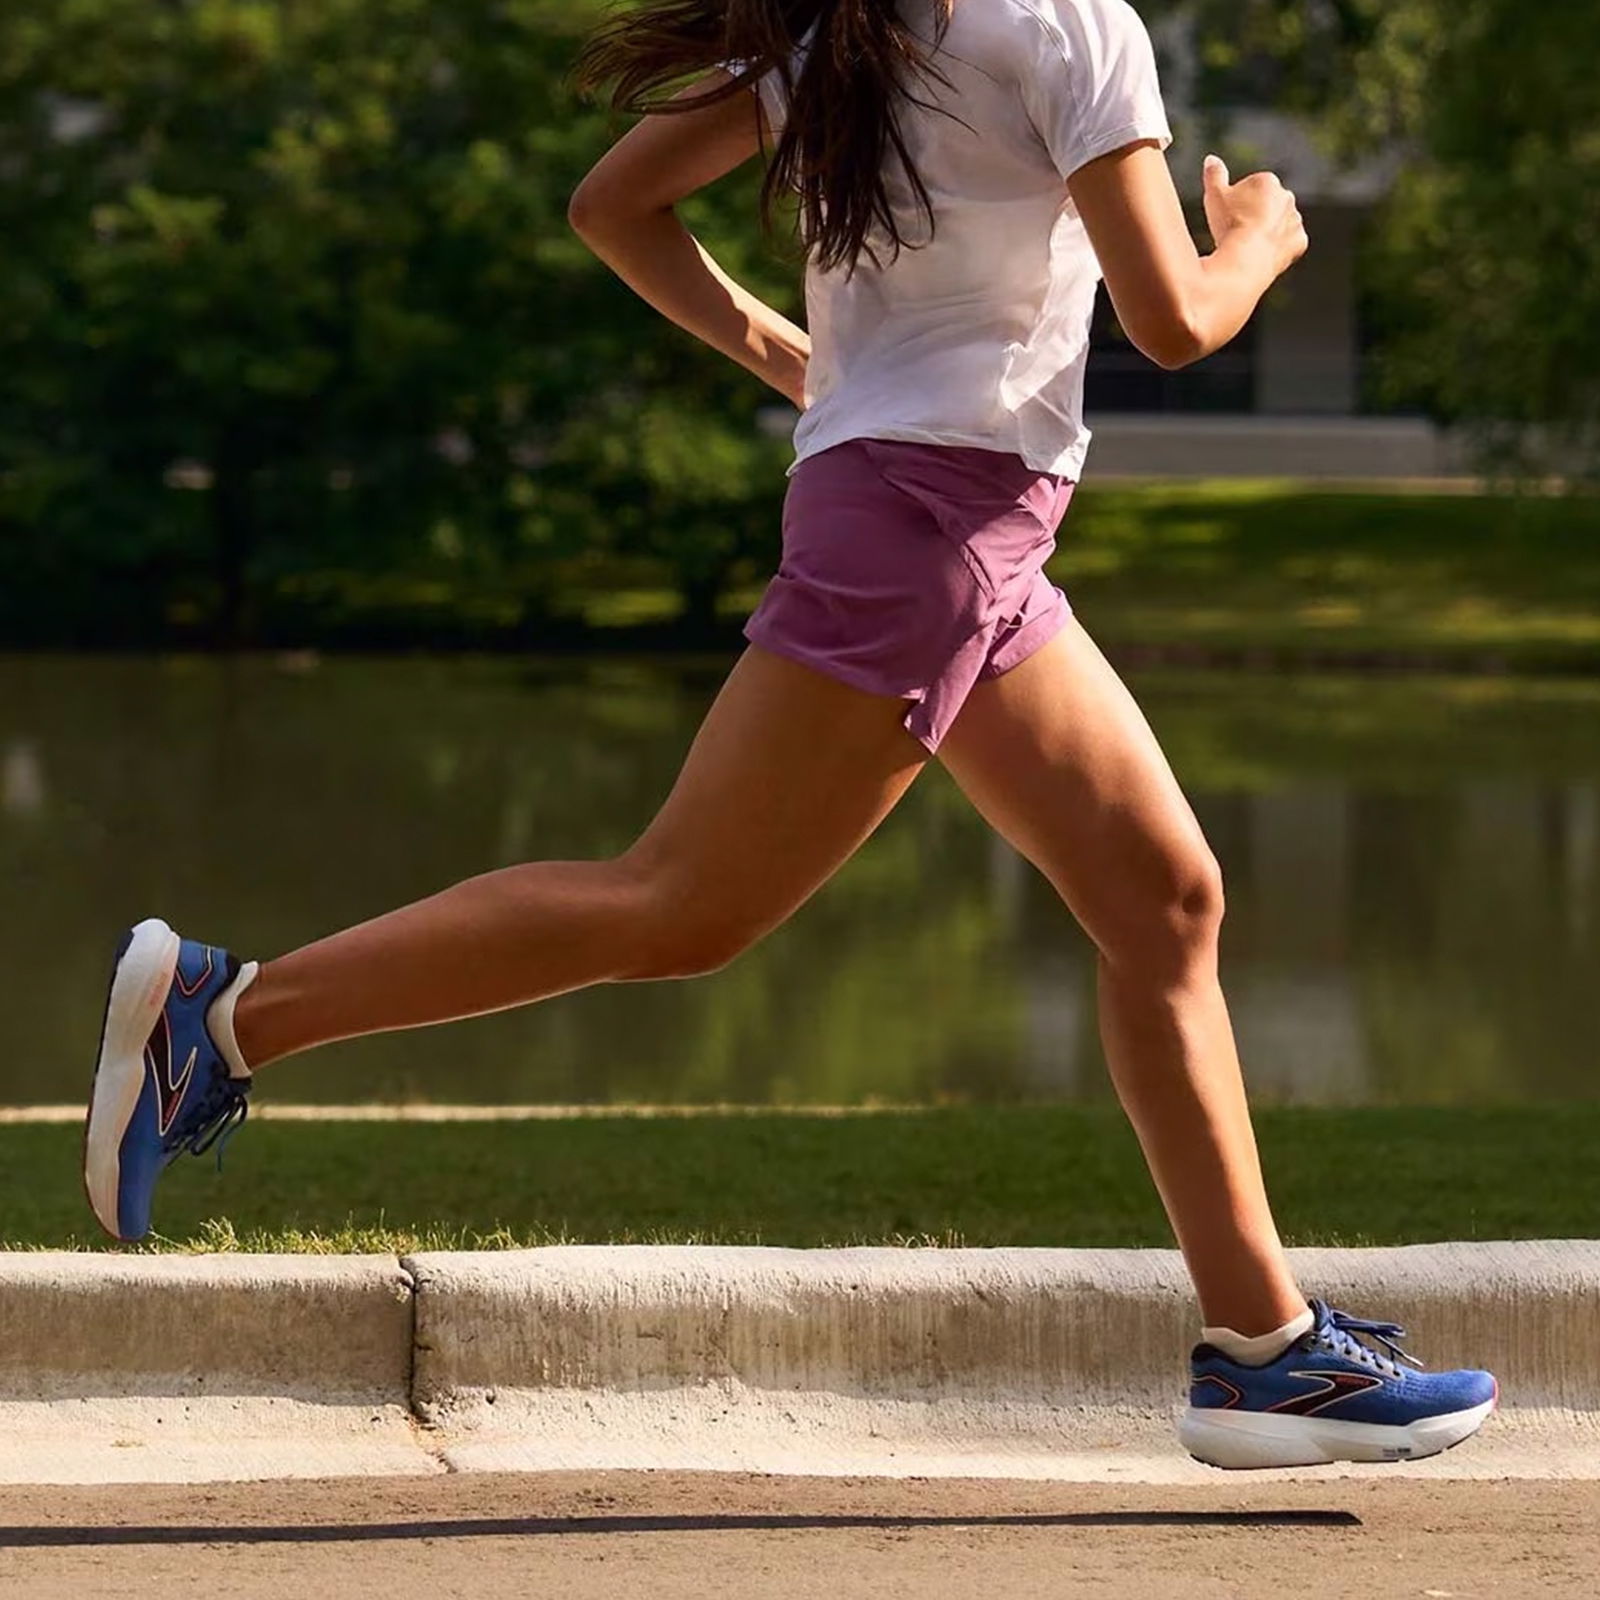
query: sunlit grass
[
  {"left": 575, "top": 588, "right": 681, "bottom": 630},
  {"left": 268, "top": 483, "right": 1600, "bottom": 664},
  {"left": 8, "top": 1107, "right": 1595, "bottom": 1253},
  {"left": 102, "top": 1218, "right": 972, "bottom": 1254},
  {"left": 1046, "top": 482, "right": 1600, "bottom": 666}
]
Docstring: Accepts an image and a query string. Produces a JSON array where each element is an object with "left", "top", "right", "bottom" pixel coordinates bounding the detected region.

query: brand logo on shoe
[
  {"left": 1192, "top": 1374, "right": 1246, "bottom": 1409},
  {"left": 1267, "top": 1369, "right": 1386, "bottom": 1418},
  {"left": 144, "top": 1012, "right": 199, "bottom": 1137}
]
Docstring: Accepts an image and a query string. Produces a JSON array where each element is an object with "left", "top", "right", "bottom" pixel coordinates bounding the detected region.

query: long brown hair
[{"left": 572, "top": 0, "right": 956, "bottom": 277}]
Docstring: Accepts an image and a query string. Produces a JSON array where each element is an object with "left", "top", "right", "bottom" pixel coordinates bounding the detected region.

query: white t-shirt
[{"left": 749, "top": 0, "right": 1172, "bottom": 480}]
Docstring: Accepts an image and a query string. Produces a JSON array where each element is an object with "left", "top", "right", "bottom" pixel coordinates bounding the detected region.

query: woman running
[{"left": 83, "top": 0, "right": 1495, "bottom": 1470}]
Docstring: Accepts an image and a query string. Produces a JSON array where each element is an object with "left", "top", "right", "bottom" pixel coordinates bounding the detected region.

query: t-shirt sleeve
[
  {"left": 1018, "top": 0, "right": 1172, "bottom": 179},
  {"left": 719, "top": 59, "right": 789, "bottom": 136}
]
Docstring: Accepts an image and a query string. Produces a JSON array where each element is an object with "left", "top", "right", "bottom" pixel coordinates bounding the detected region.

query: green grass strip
[
  {"left": 309, "top": 484, "right": 1600, "bottom": 668},
  {"left": 1046, "top": 483, "right": 1600, "bottom": 669},
  {"left": 10, "top": 1107, "right": 1595, "bottom": 1253}
]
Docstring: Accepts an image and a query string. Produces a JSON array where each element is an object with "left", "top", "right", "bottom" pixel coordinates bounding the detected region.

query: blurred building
[{"left": 1085, "top": 15, "right": 1463, "bottom": 481}]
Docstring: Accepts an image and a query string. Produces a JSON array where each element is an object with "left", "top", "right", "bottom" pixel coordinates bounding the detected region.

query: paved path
[{"left": 0, "top": 1472, "right": 1592, "bottom": 1598}]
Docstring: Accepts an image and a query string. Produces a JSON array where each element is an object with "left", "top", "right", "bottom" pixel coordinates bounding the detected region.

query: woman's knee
[
  {"left": 607, "top": 852, "right": 765, "bottom": 981},
  {"left": 1094, "top": 845, "right": 1226, "bottom": 986},
  {"left": 631, "top": 917, "right": 758, "bottom": 981}
]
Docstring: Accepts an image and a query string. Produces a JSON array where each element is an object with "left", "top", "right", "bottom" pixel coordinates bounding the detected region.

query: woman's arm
[
  {"left": 568, "top": 71, "right": 810, "bottom": 408},
  {"left": 1068, "top": 144, "right": 1308, "bottom": 371}
]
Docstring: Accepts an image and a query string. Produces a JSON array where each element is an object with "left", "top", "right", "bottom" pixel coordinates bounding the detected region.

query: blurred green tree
[
  {"left": 1161, "top": 0, "right": 1600, "bottom": 476},
  {"left": 1360, "top": 5, "right": 1600, "bottom": 476},
  {"left": 0, "top": 0, "right": 796, "bottom": 645},
  {"left": 1, "top": 0, "right": 1592, "bottom": 651}
]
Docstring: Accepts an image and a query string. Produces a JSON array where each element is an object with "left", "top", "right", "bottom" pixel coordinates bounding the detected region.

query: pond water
[{"left": 4, "top": 654, "right": 1598, "bottom": 1106}]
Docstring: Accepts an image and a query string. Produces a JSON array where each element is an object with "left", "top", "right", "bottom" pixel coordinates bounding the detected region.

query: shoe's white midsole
[
  {"left": 84, "top": 918, "right": 180, "bottom": 1238},
  {"left": 1179, "top": 1396, "right": 1496, "bottom": 1470}
]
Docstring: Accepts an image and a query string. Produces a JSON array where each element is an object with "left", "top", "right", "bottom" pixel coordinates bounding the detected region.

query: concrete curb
[
  {"left": 407, "top": 1241, "right": 1600, "bottom": 1409},
  {"left": 1, "top": 1244, "right": 1596, "bottom": 1483},
  {"left": 0, "top": 1254, "right": 426, "bottom": 1483},
  {"left": 0, "top": 1253, "right": 414, "bottom": 1400}
]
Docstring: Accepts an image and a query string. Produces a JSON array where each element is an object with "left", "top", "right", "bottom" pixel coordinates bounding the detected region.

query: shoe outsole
[
  {"left": 82, "top": 918, "right": 180, "bottom": 1242},
  {"left": 1180, "top": 1383, "right": 1498, "bottom": 1471},
  {"left": 80, "top": 924, "right": 137, "bottom": 1243},
  {"left": 1185, "top": 1414, "right": 1486, "bottom": 1471}
]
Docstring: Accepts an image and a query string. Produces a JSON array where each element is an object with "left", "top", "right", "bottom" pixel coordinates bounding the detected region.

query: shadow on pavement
[{"left": 0, "top": 1509, "right": 1360, "bottom": 1546}]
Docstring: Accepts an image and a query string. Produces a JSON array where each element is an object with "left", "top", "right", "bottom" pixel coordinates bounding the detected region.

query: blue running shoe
[
  {"left": 83, "top": 918, "right": 257, "bottom": 1242},
  {"left": 1180, "top": 1299, "right": 1498, "bottom": 1469}
]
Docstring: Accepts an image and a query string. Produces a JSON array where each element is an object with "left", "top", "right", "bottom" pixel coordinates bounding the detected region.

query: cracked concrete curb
[
  {"left": 1, "top": 1243, "right": 1596, "bottom": 1484},
  {"left": 0, "top": 1253, "right": 423, "bottom": 1484},
  {"left": 0, "top": 1253, "right": 415, "bottom": 1401}
]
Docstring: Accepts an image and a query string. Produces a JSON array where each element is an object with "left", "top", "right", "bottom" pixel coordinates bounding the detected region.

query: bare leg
[
  {"left": 234, "top": 647, "right": 926, "bottom": 1067},
  {"left": 940, "top": 620, "right": 1304, "bottom": 1334}
]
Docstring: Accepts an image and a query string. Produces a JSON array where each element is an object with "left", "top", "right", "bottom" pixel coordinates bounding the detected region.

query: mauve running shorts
[{"left": 744, "top": 437, "right": 1075, "bottom": 752}]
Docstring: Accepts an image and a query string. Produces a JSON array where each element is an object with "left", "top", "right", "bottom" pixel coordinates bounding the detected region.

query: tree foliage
[
  {"left": 1362, "top": 4, "right": 1600, "bottom": 472},
  {"left": 0, "top": 0, "right": 795, "bottom": 643},
  {"left": 0, "top": 1, "right": 1591, "bottom": 648},
  {"left": 1164, "top": 0, "right": 1600, "bottom": 475}
]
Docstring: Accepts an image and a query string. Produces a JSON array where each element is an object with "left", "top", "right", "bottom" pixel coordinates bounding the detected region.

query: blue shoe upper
[
  {"left": 115, "top": 936, "right": 251, "bottom": 1241},
  {"left": 1189, "top": 1300, "right": 1496, "bottom": 1427}
]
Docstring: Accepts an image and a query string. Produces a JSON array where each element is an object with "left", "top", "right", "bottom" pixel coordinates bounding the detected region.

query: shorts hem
[
  {"left": 979, "top": 592, "right": 1074, "bottom": 682},
  {"left": 742, "top": 621, "right": 933, "bottom": 741}
]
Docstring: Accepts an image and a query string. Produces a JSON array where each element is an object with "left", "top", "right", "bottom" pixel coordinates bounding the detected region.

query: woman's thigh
[
  {"left": 623, "top": 644, "right": 928, "bottom": 953},
  {"left": 937, "top": 619, "right": 1221, "bottom": 967}
]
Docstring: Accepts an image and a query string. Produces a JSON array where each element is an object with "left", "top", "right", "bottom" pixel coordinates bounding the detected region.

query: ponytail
[{"left": 572, "top": 0, "right": 956, "bottom": 277}]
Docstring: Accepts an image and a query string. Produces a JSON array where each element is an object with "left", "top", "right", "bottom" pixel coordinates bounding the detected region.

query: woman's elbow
[
  {"left": 1133, "top": 314, "right": 1209, "bottom": 372},
  {"left": 568, "top": 181, "right": 671, "bottom": 249},
  {"left": 568, "top": 175, "right": 635, "bottom": 241},
  {"left": 566, "top": 181, "right": 604, "bottom": 240}
]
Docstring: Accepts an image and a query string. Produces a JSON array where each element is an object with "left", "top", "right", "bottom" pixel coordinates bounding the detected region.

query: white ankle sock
[
  {"left": 1203, "top": 1306, "right": 1315, "bottom": 1366},
  {"left": 207, "top": 960, "right": 260, "bottom": 1080}
]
